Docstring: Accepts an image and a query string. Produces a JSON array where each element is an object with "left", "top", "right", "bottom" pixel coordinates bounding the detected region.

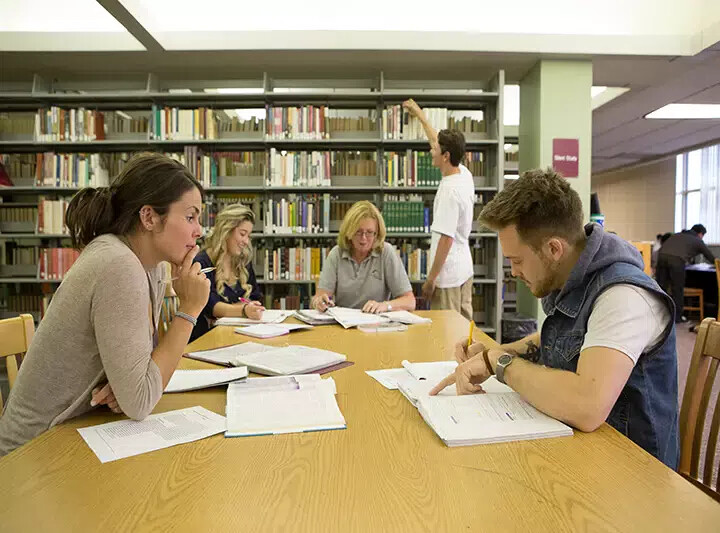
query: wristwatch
[
  {"left": 385, "top": 302, "right": 393, "bottom": 311},
  {"left": 495, "top": 353, "right": 514, "bottom": 385}
]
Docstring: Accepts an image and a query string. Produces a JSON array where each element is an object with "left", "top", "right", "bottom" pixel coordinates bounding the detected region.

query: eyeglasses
[{"left": 354, "top": 230, "right": 377, "bottom": 239}]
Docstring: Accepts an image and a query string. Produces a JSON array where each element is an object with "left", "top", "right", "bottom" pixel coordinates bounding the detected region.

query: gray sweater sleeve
[
  {"left": 90, "top": 255, "right": 163, "bottom": 420},
  {"left": 697, "top": 240, "right": 715, "bottom": 263}
]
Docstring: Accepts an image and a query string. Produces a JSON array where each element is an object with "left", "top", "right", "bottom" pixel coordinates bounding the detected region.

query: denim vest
[{"left": 540, "top": 224, "right": 679, "bottom": 469}]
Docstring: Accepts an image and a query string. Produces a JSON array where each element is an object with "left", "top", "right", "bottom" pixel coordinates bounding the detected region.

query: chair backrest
[
  {"left": 158, "top": 296, "right": 179, "bottom": 339},
  {"left": 715, "top": 258, "right": 720, "bottom": 314},
  {"left": 0, "top": 314, "right": 35, "bottom": 411},
  {"left": 679, "top": 317, "right": 720, "bottom": 500}
]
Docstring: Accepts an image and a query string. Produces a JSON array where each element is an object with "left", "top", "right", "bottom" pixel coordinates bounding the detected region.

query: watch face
[{"left": 498, "top": 353, "right": 513, "bottom": 365}]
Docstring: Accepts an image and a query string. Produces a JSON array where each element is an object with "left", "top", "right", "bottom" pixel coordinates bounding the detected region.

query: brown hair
[
  {"left": 437, "top": 129, "right": 466, "bottom": 166},
  {"left": 66, "top": 152, "right": 203, "bottom": 250},
  {"left": 480, "top": 168, "right": 584, "bottom": 249}
]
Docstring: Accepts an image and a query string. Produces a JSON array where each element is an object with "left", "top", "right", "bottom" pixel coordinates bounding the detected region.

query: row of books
[
  {"left": 0, "top": 206, "right": 35, "bottom": 225},
  {"left": 4, "top": 292, "right": 51, "bottom": 317},
  {"left": 264, "top": 194, "right": 331, "bottom": 234},
  {"left": 267, "top": 149, "right": 331, "bottom": 187},
  {"left": 34, "top": 152, "right": 111, "bottom": 188},
  {"left": 262, "top": 245, "right": 331, "bottom": 281},
  {"left": 34, "top": 107, "right": 106, "bottom": 142},
  {"left": 383, "top": 195, "right": 429, "bottom": 232},
  {"left": 2, "top": 245, "right": 39, "bottom": 265},
  {"left": 39, "top": 247, "right": 80, "bottom": 280},
  {"left": 38, "top": 199, "right": 70, "bottom": 235},
  {"left": 4, "top": 106, "right": 493, "bottom": 142},
  {"left": 150, "top": 106, "right": 217, "bottom": 141},
  {"left": 265, "top": 106, "right": 332, "bottom": 140},
  {"left": 383, "top": 151, "right": 442, "bottom": 187},
  {"left": 391, "top": 240, "right": 429, "bottom": 281},
  {"left": 202, "top": 194, "right": 261, "bottom": 230}
]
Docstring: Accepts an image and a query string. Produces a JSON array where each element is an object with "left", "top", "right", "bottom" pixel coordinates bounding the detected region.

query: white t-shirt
[
  {"left": 429, "top": 164, "right": 475, "bottom": 288},
  {"left": 582, "top": 284, "right": 672, "bottom": 364}
]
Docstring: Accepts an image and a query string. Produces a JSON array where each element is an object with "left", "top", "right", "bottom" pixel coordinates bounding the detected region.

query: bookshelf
[{"left": 0, "top": 71, "right": 506, "bottom": 338}]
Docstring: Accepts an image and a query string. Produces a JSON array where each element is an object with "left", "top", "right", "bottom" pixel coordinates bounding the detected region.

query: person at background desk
[
  {"left": 190, "top": 204, "right": 264, "bottom": 341},
  {"left": 312, "top": 200, "right": 415, "bottom": 313},
  {"left": 431, "top": 169, "right": 679, "bottom": 469},
  {"left": 656, "top": 224, "right": 715, "bottom": 323}
]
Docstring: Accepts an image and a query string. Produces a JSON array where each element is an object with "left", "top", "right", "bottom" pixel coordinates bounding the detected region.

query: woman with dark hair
[
  {"left": 190, "top": 203, "right": 264, "bottom": 341},
  {"left": 0, "top": 152, "right": 210, "bottom": 457}
]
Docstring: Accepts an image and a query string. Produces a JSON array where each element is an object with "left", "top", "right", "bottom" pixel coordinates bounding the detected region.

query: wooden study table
[{"left": 1, "top": 311, "right": 718, "bottom": 532}]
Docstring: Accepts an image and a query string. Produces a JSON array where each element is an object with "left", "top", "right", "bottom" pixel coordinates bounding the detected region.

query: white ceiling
[{"left": 0, "top": 1, "right": 719, "bottom": 174}]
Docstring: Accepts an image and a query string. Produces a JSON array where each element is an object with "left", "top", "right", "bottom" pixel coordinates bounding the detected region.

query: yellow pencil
[{"left": 468, "top": 320, "right": 475, "bottom": 348}]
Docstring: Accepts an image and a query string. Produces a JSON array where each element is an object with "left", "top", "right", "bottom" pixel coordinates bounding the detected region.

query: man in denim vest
[{"left": 431, "top": 169, "right": 679, "bottom": 469}]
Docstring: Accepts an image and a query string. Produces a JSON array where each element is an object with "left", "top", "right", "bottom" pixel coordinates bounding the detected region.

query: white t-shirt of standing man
[{"left": 430, "top": 163, "right": 475, "bottom": 288}]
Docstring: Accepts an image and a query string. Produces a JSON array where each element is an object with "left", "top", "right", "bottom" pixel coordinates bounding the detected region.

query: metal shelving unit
[{"left": 0, "top": 71, "right": 506, "bottom": 337}]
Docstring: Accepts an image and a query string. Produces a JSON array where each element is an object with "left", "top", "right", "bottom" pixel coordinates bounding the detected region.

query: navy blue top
[{"left": 189, "top": 250, "right": 262, "bottom": 341}]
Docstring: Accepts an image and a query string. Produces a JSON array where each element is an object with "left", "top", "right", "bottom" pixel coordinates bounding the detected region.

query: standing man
[
  {"left": 403, "top": 99, "right": 475, "bottom": 320},
  {"left": 656, "top": 224, "right": 715, "bottom": 323}
]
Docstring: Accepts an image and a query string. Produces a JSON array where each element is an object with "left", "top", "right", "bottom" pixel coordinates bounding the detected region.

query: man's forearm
[
  {"left": 500, "top": 332, "right": 541, "bottom": 363},
  {"left": 428, "top": 235, "right": 453, "bottom": 282},
  {"left": 501, "top": 357, "right": 602, "bottom": 432},
  {"left": 418, "top": 115, "right": 438, "bottom": 145}
]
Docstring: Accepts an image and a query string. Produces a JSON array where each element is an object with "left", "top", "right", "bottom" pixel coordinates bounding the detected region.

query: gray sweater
[{"left": 0, "top": 234, "right": 165, "bottom": 457}]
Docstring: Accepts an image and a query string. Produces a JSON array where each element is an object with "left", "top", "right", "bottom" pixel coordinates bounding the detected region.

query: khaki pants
[{"left": 431, "top": 276, "right": 473, "bottom": 321}]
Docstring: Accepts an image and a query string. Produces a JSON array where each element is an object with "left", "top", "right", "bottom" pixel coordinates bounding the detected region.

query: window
[{"left": 675, "top": 143, "right": 720, "bottom": 244}]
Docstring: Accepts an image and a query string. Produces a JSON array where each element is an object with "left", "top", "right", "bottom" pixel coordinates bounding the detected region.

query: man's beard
[{"left": 529, "top": 254, "right": 559, "bottom": 298}]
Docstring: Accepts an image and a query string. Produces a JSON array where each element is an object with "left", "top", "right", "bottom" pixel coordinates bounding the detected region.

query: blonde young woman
[
  {"left": 190, "top": 204, "right": 265, "bottom": 341},
  {"left": 313, "top": 200, "right": 415, "bottom": 313}
]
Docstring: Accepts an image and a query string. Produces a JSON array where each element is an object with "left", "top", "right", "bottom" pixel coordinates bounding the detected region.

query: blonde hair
[
  {"left": 337, "top": 200, "right": 386, "bottom": 254},
  {"left": 203, "top": 204, "right": 255, "bottom": 300}
]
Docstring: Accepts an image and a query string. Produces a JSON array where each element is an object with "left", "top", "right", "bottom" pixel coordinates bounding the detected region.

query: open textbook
[
  {"left": 387, "top": 363, "right": 573, "bottom": 446},
  {"left": 326, "top": 307, "right": 390, "bottom": 329},
  {"left": 164, "top": 367, "right": 249, "bottom": 393},
  {"left": 233, "top": 345, "right": 347, "bottom": 376},
  {"left": 184, "top": 342, "right": 276, "bottom": 367},
  {"left": 225, "top": 375, "right": 346, "bottom": 437},
  {"left": 185, "top": 342, "right": 348, "bottom": 375}
]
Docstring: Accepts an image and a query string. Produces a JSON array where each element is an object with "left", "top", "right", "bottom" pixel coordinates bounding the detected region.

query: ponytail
[{"left": 66, "top": 187, "right": 114, "bottom": 250}]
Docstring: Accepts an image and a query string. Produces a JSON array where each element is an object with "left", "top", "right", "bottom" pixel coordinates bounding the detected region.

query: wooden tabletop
[{"left": 1, "top": 311, "right": 718, "bottom": 532}]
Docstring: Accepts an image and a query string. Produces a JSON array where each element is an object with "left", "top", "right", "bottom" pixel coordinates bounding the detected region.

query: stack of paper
[
  {"left": 234, "top": 345, "right": 347, "bottom": 376},
  {"left": 78, "top": 406, "right": 226, "bottom": 463},
  {"left": 214, "top": 310, "right": 295, "bottom": 326},
  {"left": 225, "top": 375, "right": 346, "bottom": 437},
  {"left": 164, "top": 367, "right": 249, "bottom": 393}
]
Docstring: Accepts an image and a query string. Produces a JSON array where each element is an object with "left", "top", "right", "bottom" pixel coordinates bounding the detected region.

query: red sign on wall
[{"left": 552, "top": 138, "right": 579, "bottom": 178}]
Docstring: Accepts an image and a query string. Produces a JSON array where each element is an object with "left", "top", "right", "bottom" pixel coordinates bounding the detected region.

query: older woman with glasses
[{"left": 312, "top": 200, "right": 416, "bottom": 313}]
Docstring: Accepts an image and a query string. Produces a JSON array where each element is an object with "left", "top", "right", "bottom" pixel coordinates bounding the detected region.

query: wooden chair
[
  {"left": 684, "top": 287, "right": 705, "bottom": 322},
  {"left": 679, "top": 317, "right": 720, "bottom": 502},
  {"left": 715, "top": 259, "right": 720, "bottom": 316},
  {"left": 0, "top": 314, "right": 34, "bottom": 411},
  {"left": 158, "top": 296, "right": 179, "bottom": 339}
]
